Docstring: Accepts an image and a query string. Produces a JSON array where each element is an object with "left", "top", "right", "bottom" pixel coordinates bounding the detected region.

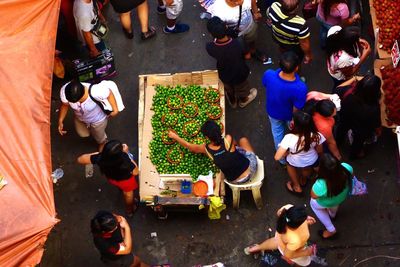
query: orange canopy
[{"left": 0, "top": 0, "right": 60, "bottom": 266}]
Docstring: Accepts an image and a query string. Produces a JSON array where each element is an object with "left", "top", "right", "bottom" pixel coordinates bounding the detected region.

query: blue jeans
[
  {"left": 269, "top": 116, "right": 290, "bottom": 164},
  {"left": 316, "top": 14, "right": 332, "bottom": 49}
]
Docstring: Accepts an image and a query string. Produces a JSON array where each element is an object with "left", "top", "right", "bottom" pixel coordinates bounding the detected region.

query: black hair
[
  {"left": 276, "top": 205, "right": 307, "bottom": 234},
  {"left": 201, "top": 120, "right": 224, "bottom": 146},
  {"left": 279, "top": 51, "right": 299, "bottom": 74},
  {"left": 280, "top": 0, "right": 300, "bottom": 15},
  {"left": 302, "top": 99, "right": 318, "bottom": 116},
  {"left": 326, "top": 26, "right": 361, "bottom": 58},
  {"left": 291, "top": 111, "right": 320, "bottom": 152},
  {"left": 318, "top": 153, "right": 351, "bottom": 197},
  {"left": 207, "top": 16, "right": 227, "bottom": 39},
  {"left": 97, "top": 140, "right": 133, "bottom": 180},
  {"left": 65, "top": 80, "right": 85, "bottom": 103},
  {"left": 354, "top": 74, "right": 382, "bottom": 105},
  {"left": 316, "top": 99, "right": 336, "bottom": 117},
  {"left": 90, "top": 210, "right": 118, "bottom": 234}
]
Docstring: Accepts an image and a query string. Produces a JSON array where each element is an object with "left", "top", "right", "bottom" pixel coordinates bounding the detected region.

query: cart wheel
[{"left": 154, "top": 205, "right": 168, "bottom": 220}]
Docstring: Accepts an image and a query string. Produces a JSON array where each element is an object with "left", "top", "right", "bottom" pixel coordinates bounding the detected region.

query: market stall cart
[{"left": 138, "top": 70, "right": 225, "bottom": 218}]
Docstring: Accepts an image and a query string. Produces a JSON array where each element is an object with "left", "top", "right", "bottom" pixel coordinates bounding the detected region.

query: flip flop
[
  {"left": 318, "top": 229, "right": 338, "bottom": 240},
  {"left": 285, "top": 181, "right": 303, "bottom": 197},
  {"left": 251, "top": 50, "right": 271, "bottom": 64}
]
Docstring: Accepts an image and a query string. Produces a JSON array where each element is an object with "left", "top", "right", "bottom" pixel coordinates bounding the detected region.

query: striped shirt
[{"left": 267, "top": 2, "right": 310, "bottom": 45}]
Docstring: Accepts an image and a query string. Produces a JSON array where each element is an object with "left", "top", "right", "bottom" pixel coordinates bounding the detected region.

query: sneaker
[
  {"left": 157, "top": 5, "right": 166, "bottom": 14},
  {"left": 163, "top": 23, "right": 190, "bottom": 34},
  {"left": 239, "top": 88, "right": 257, "bottom": 108}
]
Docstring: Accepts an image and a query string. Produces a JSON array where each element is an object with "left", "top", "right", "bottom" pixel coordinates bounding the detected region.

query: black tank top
[{"left": 206, "top": 139, "right": 249, "bottom": 181}]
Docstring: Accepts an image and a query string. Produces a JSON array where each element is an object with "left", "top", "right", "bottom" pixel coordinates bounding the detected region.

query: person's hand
[
  {"left": 253, "top": 11, "right": 262, "bottom": 21},
  {"left": 168, "top": 130, "right": 179, "bottom": 140},
  {"left": 306, "top": 216, "right": 316, "bottom": 225},
  {"left": 165, "top": 0, "right": 173, "bottom": 6},
  {"left": 351, "top": 13, "right": 361, "bottom": 22},
  {"left": 117, "top": 215, "right": 129, "bottom": 228},
  {"left": 359, "top": 39, "right": 371, "bottom": 54},
  {"left": 304, "top": 54, "right": 313, "bottom": 64},
  {"left": 108, "top": 110, "right": 119, "bottom": 118},
  {"left": 89, "top": 48, "right": 101, "bottom": 58},
  {"left": 58, "top": 122, "right": 67, "bottom": 136},
  {"left": 122, "top": 144, "right": 129, "bottom": 153}
]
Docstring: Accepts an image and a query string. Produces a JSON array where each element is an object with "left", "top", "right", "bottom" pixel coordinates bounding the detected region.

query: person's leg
[
  {"left": 123, "top": 190, "right": 135, "bottom": 216},
  {"left": 328, "top": 206, "right": 339, "bottom": 219},
  {"left": 223, "top": 83, "right": 237, "bottom": 108},
  {"left": 157, "top": 0, "right": 166, "bottom": 14},
  {"left": 286, "top": 164, "right": 302, "bottom": 193},
  {"left": 300, "top": 166, "right": 313, "bottom": 186},
  {"left": 89, "top": 119, "right": 108, "bottom": 150},
  {"left": 120, "top": 11, "right": 133, "bottom": 35},
  {"left": 74, "top": 117, "right": 90, "bottom": 137},
  {"left": 236, "top": 80, "right": 257, "bottom": 108},
  {"left": 136, "top": 0, "right": 149, "bottom": 32},
  {"left": 238, "top": 137, "right": 254, "bottom": 152},
  {"left": 163, "top": 0, "right": 189, "bottom": 33},
  {"left": 268, "top": 116, "right": 288, "bottom": 164},
  {"left": 310, "top": 198, "right": 336, "bottom": 234},
  {"left": 350, "top": 129, "right": 367, "bottom": 159}
]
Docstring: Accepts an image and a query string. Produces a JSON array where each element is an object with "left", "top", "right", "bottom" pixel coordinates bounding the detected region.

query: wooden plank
[
  {"left": 374, "top": 58, "right": 397, "bottom": 128},
  {"left": 138, "top": 76, "right": 146, "bottom": 170}
]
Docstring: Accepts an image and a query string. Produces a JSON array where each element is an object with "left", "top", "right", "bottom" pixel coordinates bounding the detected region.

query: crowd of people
[{"left": 55, "top": 0, "right": 382, "bottom": 265}]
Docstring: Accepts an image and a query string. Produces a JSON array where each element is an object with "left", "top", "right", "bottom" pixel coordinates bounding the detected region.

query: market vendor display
[{"left": 168, "top": 120, "right": 258, "bottom": 184}]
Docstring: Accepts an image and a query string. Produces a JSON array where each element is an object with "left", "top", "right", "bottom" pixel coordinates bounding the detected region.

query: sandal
[
  {"left": 125, "top": 198, "right": 139, "bottom": 218},
  {"left": 318, "top": 229, "right": 338, "bottom": 240},
  {"left": 285, "top": 181, "right": 303, "bottom": 197},
  {"left": 141, "top": 26, "right": 156, "bottom": 40},
  {"left": 251, "top": 50, "right": 271, "bottom": 64}
]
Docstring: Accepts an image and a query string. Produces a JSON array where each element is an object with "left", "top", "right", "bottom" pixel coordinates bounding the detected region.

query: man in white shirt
[
  {"left": 73, "top": 0, "right": 106, "bottom": 57},
  {"left": 58, "top": 80, "right": 124, "bottom": 149}
]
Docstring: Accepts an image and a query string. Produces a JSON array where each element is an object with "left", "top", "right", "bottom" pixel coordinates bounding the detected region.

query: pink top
[{"left": 317, "top": 2, "right": 349, "bottom": 26}]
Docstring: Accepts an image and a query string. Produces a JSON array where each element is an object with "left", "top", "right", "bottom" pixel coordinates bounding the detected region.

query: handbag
[
  {"left": 302, "top": 0, "right": 318, "bottom": 20},
  {"left": 226, "top": 5, "right": 242, "bottom": 38},
  {"left": 91, "top": 0, "right": 108, "bottom": 38},
  {"left": 349, "top": 175, "right": 368, "bottom": 196}
]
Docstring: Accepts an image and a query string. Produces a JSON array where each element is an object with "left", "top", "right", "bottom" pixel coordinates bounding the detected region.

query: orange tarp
[{"left": 0, "top": 0, "right": 60, "bottom": 266}]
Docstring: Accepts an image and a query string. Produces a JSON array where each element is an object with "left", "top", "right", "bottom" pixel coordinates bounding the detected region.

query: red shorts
[{"left": 107, "top": 175, "right": 138, "bottom": 192}]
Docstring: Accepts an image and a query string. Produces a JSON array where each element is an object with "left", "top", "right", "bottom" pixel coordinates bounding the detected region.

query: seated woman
[
  {"left": 244, "top": 204, "right": 317, "bottom": 266},
  {"left": 168, "top": 120, "right": 257, "bottom": 183}
]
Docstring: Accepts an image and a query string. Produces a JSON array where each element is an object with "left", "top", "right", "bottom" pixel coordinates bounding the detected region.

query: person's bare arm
[
  {"left": 114, "top": 216, "right": 132, "bottom": 255},
  {"left": 342, "top": 13, "right": 360, "bottom": 26},
  {"left": 107, "top": 91, "right": 119, "bottom": 117},
  {"left": 77, "top": 152, "right": 99, "bottom": 164},
  {"left": 342, "top": 39, "right": 371, "bottom": 77},
  {"left": 299, "top": 37, "right": 312, "bottom": 64},
  {"left": 325, "top": 135, "right": 342, "bottom": 160},
  {"left": 251, "top": 0, "right": 261, "bottom": 21},
  {"left": 274, "top": 147, "right": 288, "bottom": 161},
  {"left": 168, "top": 130, "right": 206, "bottom": 154},
  {"left": 58, "top": 103, "right": 69, "bottom": 135},
  {"left": 310, "top": 189, "right": 319, "bottom": 199},
  {"left": 82, "top": 31, "right": 100, "bottom": 57}
]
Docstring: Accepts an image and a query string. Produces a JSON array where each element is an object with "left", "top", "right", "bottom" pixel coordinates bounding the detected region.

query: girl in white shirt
[{"left": 275, "top": 111, "right": 325, "bottom": 195}]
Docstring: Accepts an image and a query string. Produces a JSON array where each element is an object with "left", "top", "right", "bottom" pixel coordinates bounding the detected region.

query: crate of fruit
[
  {"left": 374, "top": 58, "right": 400, "bottom": 128},
  {"left": 138, "top": 71, "right": 225, "bottom": 202},
  {"left": 369, "top": 0, "right": 399, "bottom": 59}
]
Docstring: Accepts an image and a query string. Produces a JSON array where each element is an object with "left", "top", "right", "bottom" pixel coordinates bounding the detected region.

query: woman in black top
[
  {"left": 335, "top": 74, "right": 382, "bottom": 159},
  {"left": 78, "top": 140, "right": 139, "bottom": 217},
  {"left": 90, "top": 211, "right": 149, "bottom": 267},
  {"left": 168, "top": 120, "right": 258, "bottom": 183}
]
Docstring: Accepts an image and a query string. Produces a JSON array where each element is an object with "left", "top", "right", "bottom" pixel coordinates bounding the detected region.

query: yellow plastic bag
[
  {"left": 53, "top": 56, "right": 65, "bottom": 79},
  {"left": 208, "top": 196, "right": 226, "bottom": 220}
]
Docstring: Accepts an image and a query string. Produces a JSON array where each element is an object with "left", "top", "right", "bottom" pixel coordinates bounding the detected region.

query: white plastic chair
[{"left": 224, "top": 157, "right": 265, "bottom": 209}]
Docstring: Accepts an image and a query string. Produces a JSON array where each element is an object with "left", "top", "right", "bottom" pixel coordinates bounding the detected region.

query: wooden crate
[
  {"left": 138, "top": 71, "right": 225, "bottom": 202},
  {"left": 374, "top": 58, "right": 398, "bottom": 128}
]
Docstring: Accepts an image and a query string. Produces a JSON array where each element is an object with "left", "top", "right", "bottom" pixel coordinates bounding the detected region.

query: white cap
[{"left": 327, "top": 25, "right": 342, "bottom": 37}]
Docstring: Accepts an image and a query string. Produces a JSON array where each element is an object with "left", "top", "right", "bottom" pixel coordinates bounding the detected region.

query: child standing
[{"left": 205, "top": 16, "right": 257, "bottom": 108}]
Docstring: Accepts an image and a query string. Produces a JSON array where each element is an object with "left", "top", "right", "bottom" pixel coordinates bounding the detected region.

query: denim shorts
[{"left": 233, "top": 146, "right": 258, "bottom": 183}]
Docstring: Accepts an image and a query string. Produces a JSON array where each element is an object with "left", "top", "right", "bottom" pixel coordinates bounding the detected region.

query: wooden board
[
  {"left": 138, "top": 71, "right": 225, "bottom": 202},
  {"left": 374, "top": 58, "right": 398, "bottom": 129}
]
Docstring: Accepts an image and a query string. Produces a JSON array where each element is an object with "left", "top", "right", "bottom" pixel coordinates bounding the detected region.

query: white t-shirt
[
  {"left": 207, "top": 0, "right": 254, "bottom": 36},
  {"left": 73, "top": 0, "right": 101, "bottom": 45},
  {"left": 60, "top": 82, "right": 108, "bottom": 124},
  {"left": 279, "top": 133, "right": 326, "bottom": 167},
  {"left": 327, "top": 50, "right": 360, "bottom": 81}
]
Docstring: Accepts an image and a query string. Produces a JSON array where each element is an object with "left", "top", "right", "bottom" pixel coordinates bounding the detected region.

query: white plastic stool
[{"left": 224, "top": 157, "right": 265, "bottom": 209}]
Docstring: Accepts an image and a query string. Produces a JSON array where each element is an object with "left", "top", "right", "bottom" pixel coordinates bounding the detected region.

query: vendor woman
[{"left": 168, "top": 120, "right": 257, "bottom": 183}]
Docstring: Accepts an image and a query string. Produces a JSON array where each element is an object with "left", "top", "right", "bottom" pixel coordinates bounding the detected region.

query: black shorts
[
  {"left": 110, "top": 0, "right": 146, "bottom": 13},
  {"left": 101, "top": 253, "right": 135, "bottom": 267},
  {"left": 276, "top": 41, "right": 305, "bottom": 63}
]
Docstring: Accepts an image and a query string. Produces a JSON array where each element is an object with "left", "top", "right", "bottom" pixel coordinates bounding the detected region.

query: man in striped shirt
[{"left": 267, "top": 0, "right": 313, "bottom": 64}]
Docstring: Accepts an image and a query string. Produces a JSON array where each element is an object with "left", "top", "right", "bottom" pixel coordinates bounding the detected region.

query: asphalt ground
[{"left": 41, "top": 0, "right": 400, "bottom": 266}]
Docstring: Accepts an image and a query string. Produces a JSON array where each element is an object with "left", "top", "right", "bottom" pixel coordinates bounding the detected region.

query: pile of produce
[
  {"left": 149, "top": 85, "right": 223, "bottom": 179},
  {"left": 373, "top": 0, "right": 400, "bottom": 52},
  {"left": 381, "top": 65, "right": 400, "bottom": 125}
]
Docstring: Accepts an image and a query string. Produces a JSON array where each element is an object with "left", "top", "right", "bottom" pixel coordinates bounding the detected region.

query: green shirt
[{"left": 312, "top": 163, "right": 352, "bottom": 207}]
